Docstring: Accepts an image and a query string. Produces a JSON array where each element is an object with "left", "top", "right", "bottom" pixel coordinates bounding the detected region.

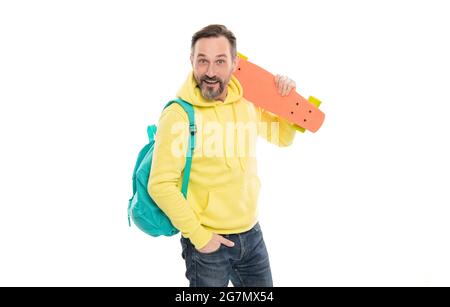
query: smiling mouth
[{"left": 203, "top": 80, "right": 219, "bottom": 85}]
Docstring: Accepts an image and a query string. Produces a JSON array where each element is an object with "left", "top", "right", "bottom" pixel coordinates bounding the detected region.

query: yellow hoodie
[{"left": 148, "top": 71, "right": 297, "bottom": 249}]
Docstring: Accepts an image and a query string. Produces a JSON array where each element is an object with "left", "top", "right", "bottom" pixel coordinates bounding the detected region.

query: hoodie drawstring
[
  {"left": 213, "top": 103, "right": 246, "bottom": 171},
  {"left": 213, "top": 105, "right": 232, "bottom": 169}
]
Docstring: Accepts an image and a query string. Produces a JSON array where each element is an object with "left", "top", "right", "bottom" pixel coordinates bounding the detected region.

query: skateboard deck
[{"left": 234, "top": 54, "right": 325, "bottom": 133}]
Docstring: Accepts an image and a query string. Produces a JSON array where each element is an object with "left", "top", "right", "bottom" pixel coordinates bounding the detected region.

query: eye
[
  {"left": 198, "top": 59, "right": 207, "bottom": 64},
  {"left": 216, "top": 60, "right": 225, "bottom": 64}
]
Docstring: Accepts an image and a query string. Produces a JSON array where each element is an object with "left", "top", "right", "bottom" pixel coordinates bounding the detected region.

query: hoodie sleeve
[
  {"left": 148, "top": 106, "right": 213, "bottom": 249},
  {"left": 256, "top": 106, "right": 297, "bottom": 146}
]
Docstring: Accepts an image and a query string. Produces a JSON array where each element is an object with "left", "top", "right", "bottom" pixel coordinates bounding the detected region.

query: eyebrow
[{"left": 197, "top": 53, "right": 228, "bottom": 58}]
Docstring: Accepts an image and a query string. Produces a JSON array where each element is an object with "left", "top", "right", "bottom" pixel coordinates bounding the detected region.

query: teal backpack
[{"left": 127, "top": 98, "right": 196, "bottom": 236}]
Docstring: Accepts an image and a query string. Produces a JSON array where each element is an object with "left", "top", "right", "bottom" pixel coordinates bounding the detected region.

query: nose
[{"left": 206, "top": 64, "right": 216, "bottom": 78}]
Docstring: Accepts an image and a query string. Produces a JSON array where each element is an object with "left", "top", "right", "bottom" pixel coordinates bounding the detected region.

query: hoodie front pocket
[{"left": 200, "top": 176, "right": 261, "bottom": 229}]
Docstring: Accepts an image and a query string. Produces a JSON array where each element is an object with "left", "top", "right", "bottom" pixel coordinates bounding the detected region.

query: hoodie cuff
[{"left": 189, "top": 226, "right": 214, "bottom": 250}]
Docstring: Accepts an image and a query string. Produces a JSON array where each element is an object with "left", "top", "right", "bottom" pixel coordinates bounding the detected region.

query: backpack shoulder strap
[{"left": 163, "top": 98, "right": 196, "bottom": 199}]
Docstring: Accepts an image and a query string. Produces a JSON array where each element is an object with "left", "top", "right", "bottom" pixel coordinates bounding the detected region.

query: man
[{"left": 148, "top": 24, "right": 298, "bottom": 287}]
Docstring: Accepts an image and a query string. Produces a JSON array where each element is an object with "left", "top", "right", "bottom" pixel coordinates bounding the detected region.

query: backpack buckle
[{"left": 189, "top": 124, "right": 197, "bottom": 135}]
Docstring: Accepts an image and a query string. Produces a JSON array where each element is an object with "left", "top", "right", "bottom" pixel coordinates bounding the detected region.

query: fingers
[
  {"left": 276, "top": 75, "right": 285, "bottom": 95},
  {"left": 274, "top": 74, "right": 280, "bottom": 89},
  {"left": 198, "top": 242, "right": 221, "bottom": 254},
  {"left": 218, "top": 235, "right": 235, "bottom": 247},
  {"left": 282, "top": 78, "right": 290, "bottom": 96},
  {"left": 275, "top": 74, "right": 296, "bottom": 96}
]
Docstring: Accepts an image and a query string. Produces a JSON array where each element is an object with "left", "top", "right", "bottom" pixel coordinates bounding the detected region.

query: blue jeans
[{"left": 180, "top": 222, "right": 273, "bottom": 287}]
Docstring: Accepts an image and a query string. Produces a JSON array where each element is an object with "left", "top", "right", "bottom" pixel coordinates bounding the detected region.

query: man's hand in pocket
[{"left": 198, "top": 233, "right": 235, "bottom": 254}]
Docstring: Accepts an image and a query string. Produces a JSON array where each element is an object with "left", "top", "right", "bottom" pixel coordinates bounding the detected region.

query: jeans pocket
[{"left": 195, "top": 243, "right": 224, "bottom": 256}]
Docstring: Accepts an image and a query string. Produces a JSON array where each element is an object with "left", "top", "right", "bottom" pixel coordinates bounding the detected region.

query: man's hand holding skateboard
[{"left": 275, "top": 74, "right": 297, "bottom": 97}]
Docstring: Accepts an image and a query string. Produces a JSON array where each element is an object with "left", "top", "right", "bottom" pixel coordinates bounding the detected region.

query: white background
[{"left": 1, "top": 0, "right": 449, "bottom": 286}]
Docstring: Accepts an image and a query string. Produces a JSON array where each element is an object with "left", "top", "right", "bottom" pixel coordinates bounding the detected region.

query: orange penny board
[{"left": 234, "top": 58, "right": 325, "bottom": 133}]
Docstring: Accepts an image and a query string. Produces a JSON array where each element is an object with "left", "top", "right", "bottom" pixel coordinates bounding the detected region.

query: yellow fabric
[{"left": 148, "top": 71, "right": 297, "bottom": 249}]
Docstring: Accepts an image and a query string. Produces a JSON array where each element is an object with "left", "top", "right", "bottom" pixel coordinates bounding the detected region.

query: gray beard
[{"left": 201, "top": 81, "right": 225, "bottom": 100}]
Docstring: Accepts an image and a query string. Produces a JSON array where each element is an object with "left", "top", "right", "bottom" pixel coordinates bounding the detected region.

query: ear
[
  {"left": 232, "top": 55, "right": 240, "bottom": 73},
  {"left": 190, "top": 54, "right": 194, "bottom": 67}
]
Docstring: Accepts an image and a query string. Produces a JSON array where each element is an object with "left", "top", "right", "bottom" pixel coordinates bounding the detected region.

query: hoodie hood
[{"left": 176, "top": 71, "right": 243, "bottom": 107}]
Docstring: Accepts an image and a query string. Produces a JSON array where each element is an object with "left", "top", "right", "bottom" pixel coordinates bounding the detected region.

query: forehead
[{"left": 193, "top": 36, "right": 231, "bottom": 58}]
